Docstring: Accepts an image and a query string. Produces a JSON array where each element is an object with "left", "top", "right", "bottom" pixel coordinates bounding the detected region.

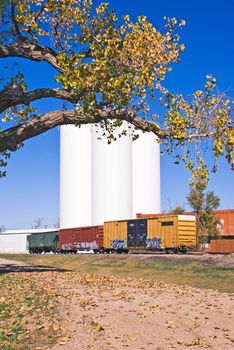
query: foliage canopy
[{"left": 0, "top": 0, "right": 233, "bottom": 186}]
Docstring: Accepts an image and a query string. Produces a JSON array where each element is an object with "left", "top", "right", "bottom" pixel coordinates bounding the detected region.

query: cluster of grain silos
[{"left": 60, "top": 123, "right": 161, "bottom": 229}]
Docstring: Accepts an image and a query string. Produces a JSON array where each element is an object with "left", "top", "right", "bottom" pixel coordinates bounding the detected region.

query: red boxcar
[{"left": 58, "top": 226, "right": 103, "bottom": 253}]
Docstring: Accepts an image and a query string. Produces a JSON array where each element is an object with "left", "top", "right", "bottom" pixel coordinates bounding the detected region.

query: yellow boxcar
[
  {"left": 147, "top": 215, "right": 196, "bottom": 250},
  {"left": 104, "top": 220, "right": 128, "bottom": 251}
]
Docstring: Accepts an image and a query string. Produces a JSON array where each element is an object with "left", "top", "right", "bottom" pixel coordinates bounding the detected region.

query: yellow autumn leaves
[
  {"left": 55, "top": 6, "right": 185, "bottom": 117},
  {"left": 0, "top": 272, "right": 65, "bottom": 349},
  {"left": 0, "top": 0, "right": 232, "bottom": 186}
]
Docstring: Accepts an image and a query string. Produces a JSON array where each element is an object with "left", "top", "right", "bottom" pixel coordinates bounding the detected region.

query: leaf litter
[{"left": 0, "top": 258, "right": 234, "bottom": 350}]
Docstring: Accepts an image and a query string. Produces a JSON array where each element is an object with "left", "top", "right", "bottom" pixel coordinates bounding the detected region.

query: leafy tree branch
[
  {"left": 0, "top": 0, "right": 233, "bottom": 185},
  {"left": 0, "top": 108, "right": 167, "bottom": 152}
]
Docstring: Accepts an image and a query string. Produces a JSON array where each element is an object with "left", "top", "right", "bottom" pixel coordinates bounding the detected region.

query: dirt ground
[{"left": 1, "top": 257, "right": 234, "bottom": 350}]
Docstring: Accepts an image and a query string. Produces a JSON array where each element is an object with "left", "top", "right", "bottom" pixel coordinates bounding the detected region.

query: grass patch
[
  {"left": 0, "top": 253, "right": 234, "bottom": 293},
  {"left": 0, "top": 271, "right": 67, "bottom": 350}
]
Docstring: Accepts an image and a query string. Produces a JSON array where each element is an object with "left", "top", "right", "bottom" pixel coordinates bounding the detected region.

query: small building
[{"left": 0, "top": 229, "right": 58, "bottom": 254}]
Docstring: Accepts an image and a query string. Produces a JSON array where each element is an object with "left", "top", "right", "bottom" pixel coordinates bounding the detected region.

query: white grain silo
[
  {"left": 132, "top": 131, "right": 161, "bottom": 215},
  {"left": 60, "top": 125, "right": 92, "bottom": 228},
  {"left": 91, "top": 122, "right": 133, "bottom": 225},
  {"left": 60, "top": 123, "right": 161, "bottom": 228}
]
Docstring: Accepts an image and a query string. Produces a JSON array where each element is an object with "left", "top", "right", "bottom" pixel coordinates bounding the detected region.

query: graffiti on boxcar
[
  {"left": 61, "top": 243, "right": 74, "bottom": 251},
  {"left": 111, "top": 239, "right": 127, "bottom": 250},
  {"left": 75, "top": 241, "right": 98, "bottom": 250},
  {"left": 146, "top": 238, "right": 162, "bottom": 250}
]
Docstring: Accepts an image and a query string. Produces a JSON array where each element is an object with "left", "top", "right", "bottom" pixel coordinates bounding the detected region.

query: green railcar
[{"left": 27, "top": 231, "right": 59, "bottom": 254}]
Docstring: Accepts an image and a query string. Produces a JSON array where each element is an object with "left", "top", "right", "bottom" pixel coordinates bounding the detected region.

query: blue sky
[{"left": 0, "top": 0, "right": 233, "bottom": 229}]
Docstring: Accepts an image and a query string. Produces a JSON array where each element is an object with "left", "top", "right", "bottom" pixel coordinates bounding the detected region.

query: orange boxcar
[{"left": 209, "top": 239, "right": 234, "bottom": 253}]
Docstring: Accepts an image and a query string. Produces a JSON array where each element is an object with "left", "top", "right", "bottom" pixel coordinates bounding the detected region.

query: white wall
[{"left": 0, "top": 233, "right": 29, "bottom": 253}]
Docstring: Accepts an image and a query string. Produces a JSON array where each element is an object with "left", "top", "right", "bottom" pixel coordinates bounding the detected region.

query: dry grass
[{"left": 1, "top": 253, "right": 234, "bottom": 293}]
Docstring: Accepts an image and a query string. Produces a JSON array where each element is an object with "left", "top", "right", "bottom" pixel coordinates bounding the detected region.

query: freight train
[
  {"left": 27, "top": 231, "right": 59, "bottom": 254},
  {"left": 27, "top": 215, "right": 196, "bottom": 254}
]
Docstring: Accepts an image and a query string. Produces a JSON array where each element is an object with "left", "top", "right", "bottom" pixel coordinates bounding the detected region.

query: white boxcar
[{"left": 0, "top": 229, "right": 57, "bottom": 253}]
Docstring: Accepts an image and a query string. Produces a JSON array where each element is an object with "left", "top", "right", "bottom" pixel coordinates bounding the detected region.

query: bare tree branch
[
  {"left": 34, "top": 0, "right": 48, "bottom": 21},
  {"left": 0, "top": 86, "right": 83, "bottom": 113},
  {"left": 0, "top": 41, "right": 62, "bottom": 72}
]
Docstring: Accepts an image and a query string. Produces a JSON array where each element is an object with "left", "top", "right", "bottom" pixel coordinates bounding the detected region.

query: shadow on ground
[{"left": 0, "top": 264, "right": 69, "bottom": 274}]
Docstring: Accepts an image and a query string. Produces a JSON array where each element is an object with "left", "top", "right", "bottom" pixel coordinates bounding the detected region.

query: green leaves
[
  {"left": 54, "top": 5, "right": 184, "bottom": 121},
  {"left": 162, "top": 76, "right": 233, "bottom": 188},
  {"left": 187, "top": 187, "right": 221, "bottom": 242},
  {"left": 0, "top": 151, "right": 10, "bottom": 178}
]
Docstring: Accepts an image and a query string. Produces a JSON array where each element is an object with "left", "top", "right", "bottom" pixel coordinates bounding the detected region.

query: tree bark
[
  {"left": 0, "top": 86, "right": 82, "bottom": 114},
  {"left": 0, "top": 41, "right": 62, "bottom": 72},
  {"left": 0, "top": 109, "right": 165, "bottom": 153}
]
